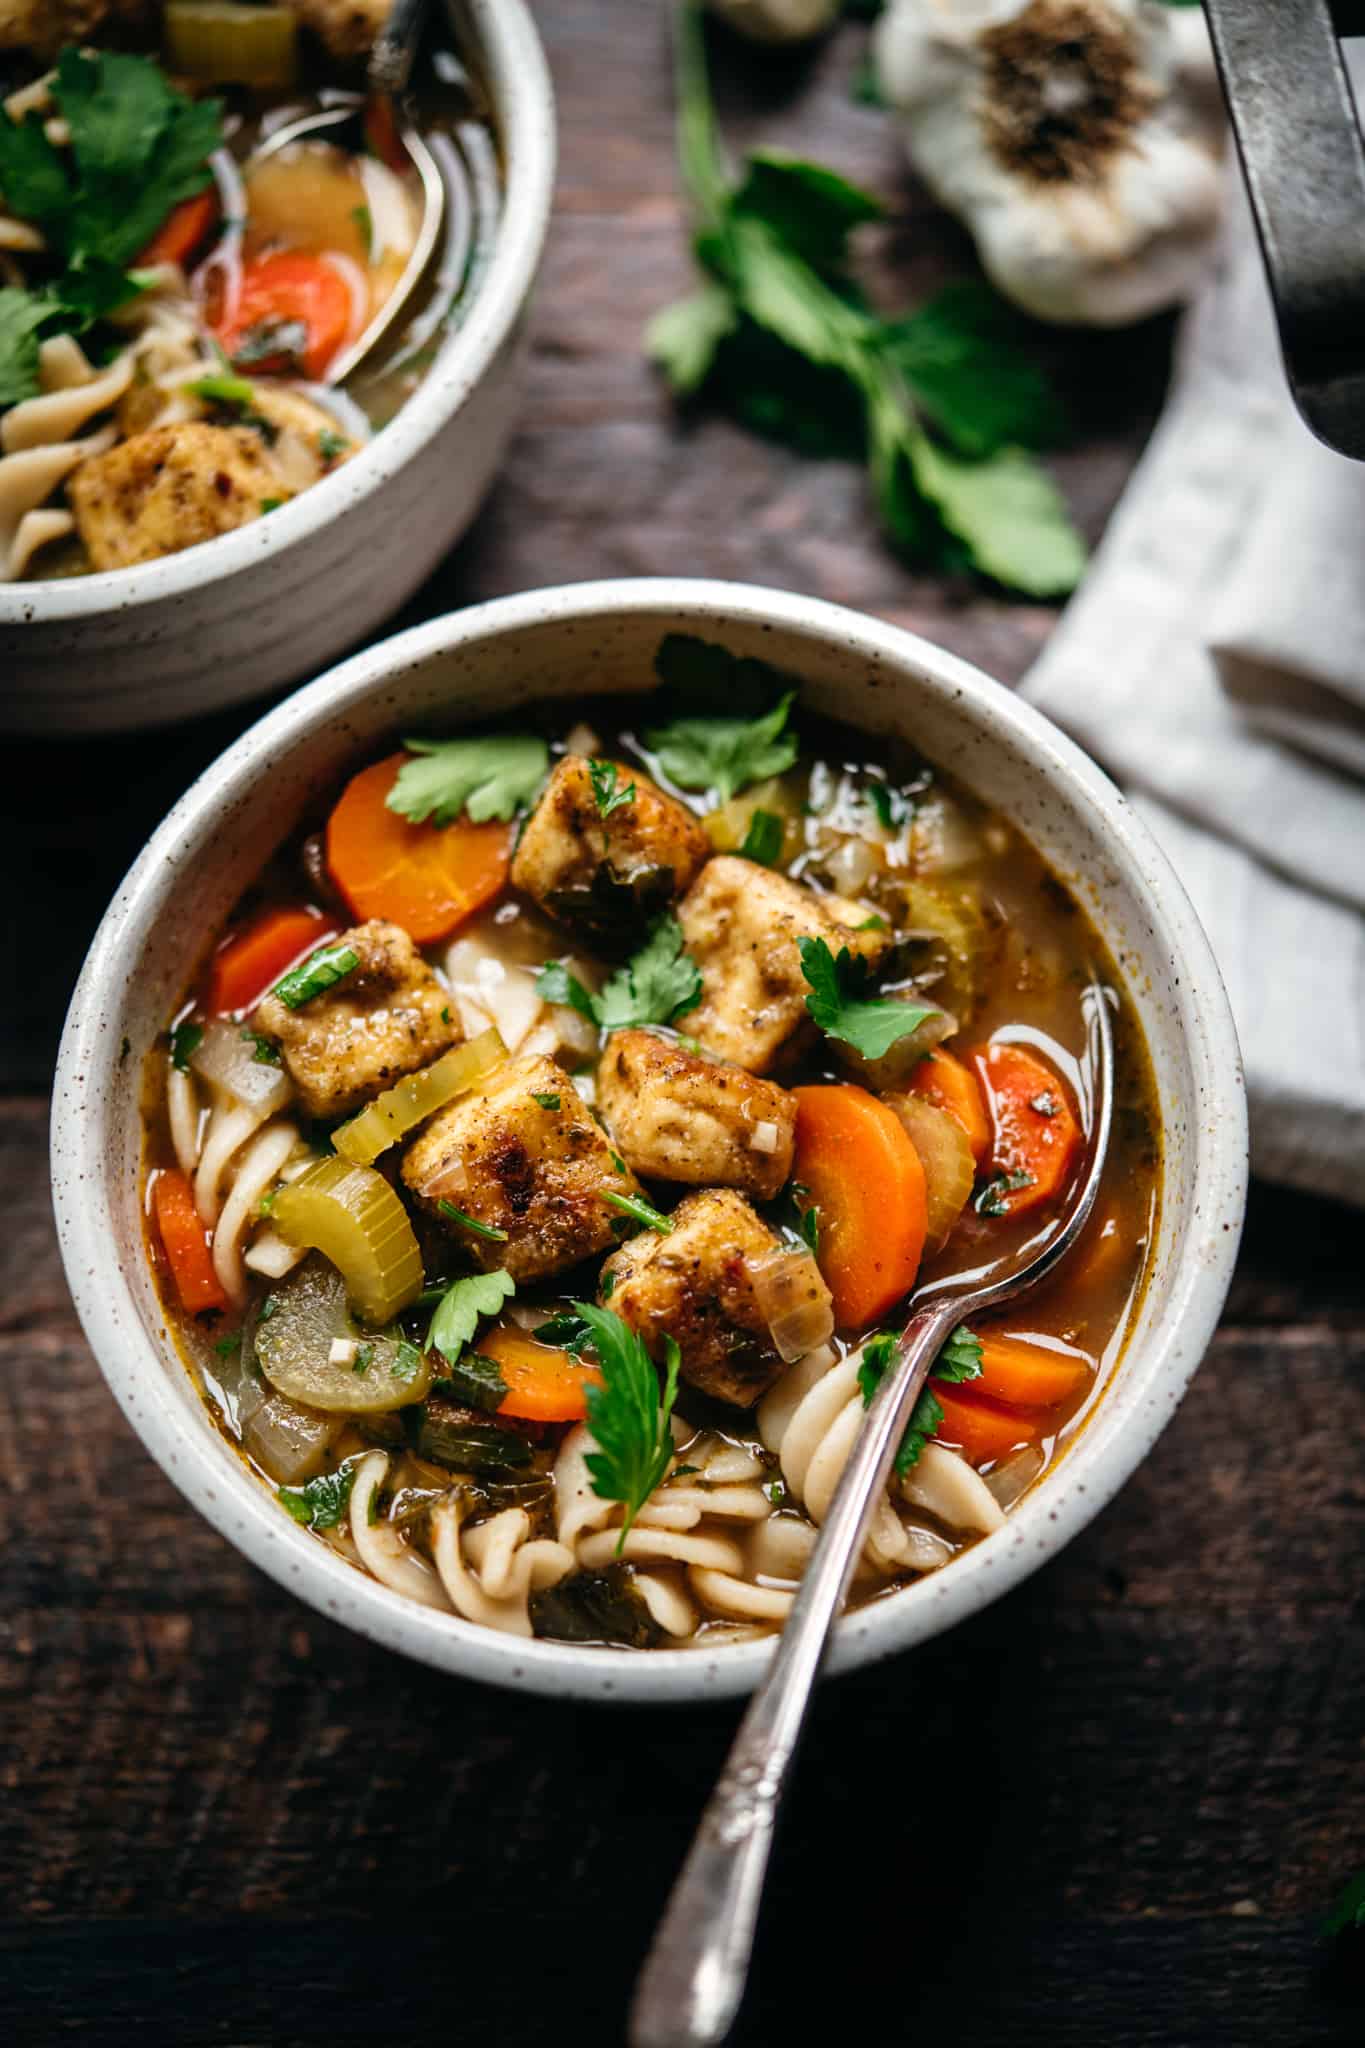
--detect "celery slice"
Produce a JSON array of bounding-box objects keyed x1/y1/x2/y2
[
  {"x1": 333, "y1": 1027, "x2": 506, "y2": 1167},
  {"x1": 254, "y1": 1255, "x2": 432, "y2": 1415},
  {"x1": 272, "y1": 1156, "x2": 423, "y2": 1326},
  {"x1": 164, "y1": 2, "x2": 298, "y2": 88}
]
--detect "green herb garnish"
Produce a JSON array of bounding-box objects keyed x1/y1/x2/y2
[
  {"x1": 867, "y1": 782, "x2": 909, "y2": 830},
  {"x1": 436, "y1": 1350, "x2": 510, "y2": 1413},
  {"x1": 269, "y1": 940, "x2": 360, "y2": 1010},
  {"x1": 974, "y1": 1169, "x2": 1035, "y2": 1217},
  {"x1": 1324, "y1": 1871, "x2": 1365, "y2": 1939},
  {"x1": 318, "y1": 427, "x2": 349, "y2": 461},
  {"x1": 186, "y1": 369, "x2": 254, "y2": 408},
  {"x1": 645, "y1": 7, "x2": 1083, "y2": 597},
  {"x1": 645, "y1": 691, "x2": 797, "y2": 805},
  {"x1": 350, "y1": 203, "x2": 372, "y2": 257},
  {"x1": 169, "y1": 1020, "x2": 203, "y2": 1070},
  {"x1": 259, "y1": 496, "x2": 283, "y2": 513},
  {"x1": 589, "y1": 758, "x2": 636, "y2": 818},
  {"x1": 390, "y1": 1339, "x2": 424, "y2": 1384},
  {"x1": 536, "y1": 913, "x2": 703, "y2": 1037},
  {"x1": 387, "y1": 734, "x2": 549, "y2": 826},
  {"x1": 240, "y1": 1028, "x2": 280, "y2": 1064},
  {"x1": 437, "y1": 1200, "x2": 509, "y2": 1243},
  {"x1": 426, "y1": 1268, "x2": 516, "y2": 1361},
  {"x1": 798, "y1": 936, "x2": 935, "y2": 1060},
  {"x1": 533, "y1": 1311, "x2": 594, "y2": 1356},
  {"x1": 739, "y1": 807, "x2": 784, "y2": 865},
  {"x1": 857, "y1": 1324, "x2": 983, "y2": 1473},
  {"x1": 352, "y1": 1343, "x2": 373, "y2": 1376},
  {"x1": 605, "y1": 1190, "x2": 673, "y2": 1236},
  {"x1": 531, "y1": 1091, "x2": 562, "y2": 1111},
  {"x1": 278, "y1": 1464, "x2": 355, "y2": 1531},
  {"x1": 574, "y1": 1301, "x2": 681, "y2": 1549}
]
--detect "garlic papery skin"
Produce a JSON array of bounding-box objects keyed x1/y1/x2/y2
[
  {"x1": 875, "y1": 0, "x2": 1225, "y2": 326},
  {"x1": 707, "y1": 0, "x2": 841, "y2": 44}
]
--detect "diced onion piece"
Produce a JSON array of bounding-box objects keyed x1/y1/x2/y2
[
  {"x1": 825, "y1": 835, "x2": 878, "y2": 897},
  {"x1": 889, "y1": 879, "x2": 994, "y2": 1025},
  {"x1": 191, "y1": 1016, "x2": 293, "y2": 1115},
  {"x1": 748, "y1": 1247, "x2": 834, "y2": 1364},
  {"x1": 236, "y1": 1367, "x2": 341, "y2": 1484},
  {"x1": 243, "y1": 1227, "x2": 307, "y2": 1279},
  {"x1": 750, "y1": 1120, "x2": 780, "y2": 1155},
  {"x1": 333, "y1": 1028, "x2": 505, "y2": 1166},
  {"x1": 984, "y1": 1441, "x2": 1046, "y2": 1512},
  {"x1": 329, "y1": 1338, "x2": 358, "y2": 1366},
  {"x1": 271, "y1": 1157, "x2": 423, "y2": 1324},
  {"x1": 163, "y1": 1, "x2": 298, "y2": 86},
  {"x1": 887, "y1": 1092, "x2": 975, "y2": 1253}
]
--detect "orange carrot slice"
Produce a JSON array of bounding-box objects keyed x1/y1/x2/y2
[
  {"x1": 933, "y1": 1383, "x2": 1040, "y2": 1466},
  {"x1": 207, "y1": 905, "x2": 337, "y2": 1016},
  {"x1": 906, "y1": 1047, "x2": 990, "y2": 1166},
  {"x1": 480, "y1": 1325, "x2": 603, "y2": 1424},
  {"x1": 325, "y1": 753, "x2": 512, "y2": 945},
  {"x1": 140, "y1": 190, "x2": 218, "y2": 268},
  {"x1": 791, "y1": 1083, "x2": 927, "y2": 1330},
  {"x1": 975, "y1": 1332, "x2": 1092, "y2": 1410},
  {"x1": 152, "y1": 1169, "x2": 228, "y2": 1316},
  {"x1": 965, "y1": 1042, "x2": 1082, "y2": 1217},
  {"x1": 214, "y1": 250, "x2": 354, "y2": 379}
]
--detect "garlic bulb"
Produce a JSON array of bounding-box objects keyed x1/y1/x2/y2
[
  {"x1": 707, "y1": 0, "x2": 841, "y2": 44},
  {"x1": 875, "y1": 0, "x2": 1225, "y2": 325}
]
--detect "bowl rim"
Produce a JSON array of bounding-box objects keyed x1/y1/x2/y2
[
  {"x1": 0, "y1": 0, "x2": 555, "y2": 625},
  {"x1": 51, "y1": 577, "x2": 1249, "y2": 1704}
]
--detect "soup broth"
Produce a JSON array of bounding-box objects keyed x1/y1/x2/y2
[{"x1": 141, "y1": 640, "x2": 1160, "y2": 1651}]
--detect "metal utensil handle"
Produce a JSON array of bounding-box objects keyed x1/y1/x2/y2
[
  {"x1": 369, "y1": 0, "x2": 429, "y2": 96},
  {"x1": 628, "y1": 1297, "x2": 962, "y2": 2048}
]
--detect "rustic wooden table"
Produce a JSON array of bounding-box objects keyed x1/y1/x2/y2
[{"x1": 3, "y1": 8, "x2": 1362, "y2": 2044}]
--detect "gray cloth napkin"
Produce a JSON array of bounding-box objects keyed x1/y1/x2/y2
[{"x1": 1023, "y1": 174, "x2": 1365, "y2": 1208}]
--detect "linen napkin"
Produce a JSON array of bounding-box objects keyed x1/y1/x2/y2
[{"x1": 1022, "y1": 172, "x2": 1365, "y2": 1208}]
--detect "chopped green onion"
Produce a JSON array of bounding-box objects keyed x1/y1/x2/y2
[
  {"x1": 269, "y1": 942, "x2": 360, "y2": 1011},
  {"x1": 605, "y1": 1190, "x2": 672, "y2": 1236},
  {"x1": 438, "y1": 1199, "x2": 509, "y2": 1243}
]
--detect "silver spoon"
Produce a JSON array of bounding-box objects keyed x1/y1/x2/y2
[
  {"x1": 630, "y1": 979, "x2": 1115, "y2": 2048},
  {"x1": 241, "y1": 0, "x2": 442, "y2": 384}
]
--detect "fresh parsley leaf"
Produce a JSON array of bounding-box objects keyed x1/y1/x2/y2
[
  {"x1": 880, "y1": 282, "x2": 1065, "y2": 459},
  {"x1": 597, "y1": 915, "x2": 704, "y2": 1033},
  {"x1": 269, "y1": 941, "x2": 360, "y2": 1010},
  {"x1": 437, "y1": 1199, "x2": 509, "y2": 1243},
  {"x1": 645, "y1": 691, "x2": 797, "y2": 805},
  {"x1": 906, "y1": 434, "x2": 1087, "y2": 600},
  {"x1": 259, "y1": 496, "x2": 284, "y2": 513},
  {"x1": 974, "y1": 1169, "x2": 1035, "y2": 1217},
  {"x1": 575, "y1": 1302, "x2": 681, "y2": 1548},
  {"x1": 652, "y1": 631, "x2": 793, "y2": 717},
  {"x1": 169, "y1": 1020, "x2": 203, "y2": 1070},
  {"x1": 589, "y1": 758, "x2": 636, "y2": 818},
  {"x1": 644, "y1": 279, "x2": 736, "y2": 394},
  {"x1": 187, "y1": 370, "x2": 254, "y2": 408},
  {"x1": 531, "y1": 1091, "x2": 562, "y2": 1111},
  {"x1": 867, "y1": 781, "x2": 909, "y2": 830},
  {"x1": 387, "y1": 734, "x2": 549, "y2": 826},
  {"x1": 1324, "y1": 1871, "x2": 1365, "y2": 1939},
  {"x1": 278, "y1": 1464, "x2": 355, "y2": 1531},
  {"x1": 390, "y1": 1339, "x2": 423, "y2": 1383},
  {"x1": 240, "y1": 1029, "x2": 280, "y2": 1065},
  {"x1": 352, "y1": 1343, "x2": 373, "y2": 1376},
  {"x1": 535, "y1": 959, "x2": 599, "y2": 1023},
  {"x1": 533, "y1": 1311, "x2": 594, "y2": 1357},
  {"x1": 53, "y1": 48, "x2": 222, "y2": 272},
  {"x1": 739, "y1": 807, "x2": 784, "y2": 865},
  {"x1": 427, "y1": 1268, "x2": 516, "y2": 1361},
  {"x1": 0, "y1": 287, "x2": 52, "y2": 407},
  {"x1": 214, "y1": 1333, "x2": 239, "y2": 1358},
  {"x1": 798, "y1": 936, "x2": 936, "y2": 1060},
  {"x1": 438, "y1": 1350, "x2": 509, "y2": 1413},
  {"x1": 318, "y1": 427, "x2": 349, "y2": 461},
  {"x1": 857, "y1": 1324, "x2": 981, "y2": 1474},
  {"x1": 605, "y1": 1189, "x2": 673, "y2": 1236},
  {"x1": 731, "y1": 148, "x2": 883, "y2": 276}
]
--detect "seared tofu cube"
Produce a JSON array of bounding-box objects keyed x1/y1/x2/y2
[
  {"x1": 510, "y1": 755, "x2": 711, "y2": 946},
  {"x1": 252, "y1": 919, "x2": 458, "y2": 1121},
  {"x1": 600, "y1": 1188, "x2": 790, "y2": 1408},
  {"x1": 401, "y1": 1055, "x2": 645, "y2": 1282},
  {"x1": 597, "y1": 1029, "x2": 795, "y2": 1199},
  {"x1": 677, "y1": 856, "x2": 892, "y2": 1074},
  {"x1": 68, "y1": 422, "x2": 279, "y2": 571}
]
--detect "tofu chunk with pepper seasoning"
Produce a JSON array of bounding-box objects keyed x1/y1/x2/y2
[
  {"x1": 252, "y1": 919, "x2": 458, "y2": 1121},
  {"x1": 67, "y1": 422, "x2": 281, "y2": 572},
  {"x1": 596, "y1": 1029, "x2": 796, "y2": 1200},
  {"x1": 600, "y1": 1188, "x2": 792, "y2": 1408},
  {"x1": 401, "y1": 1054, "x2": 645, "y2": 1282},
  {"x1": 676, "y1": 856, "x2": 892, "y2": 1075},
  {"x1": 510, "y1": 755, "x2": 711, "y2": 945}
]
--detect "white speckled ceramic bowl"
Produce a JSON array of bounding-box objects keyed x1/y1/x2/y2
[
  {"x1": 0, "y1": 0, "x2": 554, "y2": 737},
  {"x1": 52, "y1": 580, "x2": 1248, "y2": 1702}
]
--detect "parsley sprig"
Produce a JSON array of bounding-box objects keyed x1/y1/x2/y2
[
  {"x1": 644, "y1": 691, "x2": 798, "y2": 805},
  {"x1": 857, "y1": 1325, "x2": 983, "y2": 1474},
  {"x1": 799, "y1": 936, "x2": 937, "y2": 1061},
  {"x1": 426, "y1": 1268, "x2": 516, "y2": 1362},
  {"x1": 646, "y1": 6, "x2": 1084, "y2": 597},
  {"x1": 537, "y1": 913, "x2": 703, "y2": 1036},
  {"x1": 278, "y1": 1464, "x2": 356, "y2": 1532},
  {"x1": 574, "y1": 1301, "x2": 682, "y2": 1550},
  {"x1": 589, "y1": 759, "x2": 636, "y2": 818},
  {"x1": 387, "y1": 734, "x2": 550, "y2": 826}
]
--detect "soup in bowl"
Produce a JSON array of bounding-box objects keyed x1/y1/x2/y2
[{"x1": 52, "y1": 580, "x2": 1248, "y2": 1701}]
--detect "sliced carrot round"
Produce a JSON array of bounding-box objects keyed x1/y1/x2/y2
[
  {"x1": 933, "y1": 1383, "x2": 1039, "y2": 1467},
  {"x1": 207, "y1": 905, "x2": 337, "y2": 1016},
  {"x1": 480, "y1": 1325, "x2": 603, "y2": 1424},
  {"x1": 906, "y1": 1047, "x2": 990, "y2": 1166},
  {"x1": 214, "y1": 250, "x2": 354, "y2": 379},
  {"x1": 965, "y1": 1041, "x2": 1082, "y2": 1218},
  {"x1": 152, "y1": 1168, "x2": 228, "y2": 1317},
  {"x1": 139, "y1": 189, "x2": 218, "y2": 268},
  {"x1": 791, "y1": 1083, "x2": 927, "y2": 1330},
  {"x1": 325, "y1": 752, "x2": 512, "y2": 946},
  {"x1": 975, "y1": 1332, "x2": 1092, "y2": 1411}
]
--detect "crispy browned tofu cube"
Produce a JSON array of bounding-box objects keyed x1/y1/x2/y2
[
  {"x1": 596, "y1": 1029, "x2": 795, "y2": 1199},
  {"x1": 401, "y1": 1054, "x2": 645, "y2": 1282},
  {"x1": 600, "y1": 1188, "x2": 790, "y2": 1408},
  {"x1": 252, "y1": 920, "x2": 458, "y2": 1121},
  {"x1": 676, "y1": 856, "x2": 892, "y2": 1075},
  {"x1": 68, "y1": 422, "x2": 279, "y2": 571},
  {"x1": 510, "y1": 755, "x2": 710, "y2": 945}
]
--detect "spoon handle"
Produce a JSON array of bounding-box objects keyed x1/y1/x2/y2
[
  {"x1": 629, "y1": 1299, "x2": 961, "y2": 2048},
  {"x1": 369, "y1": 0, "x2": 429, "y2": 95}
]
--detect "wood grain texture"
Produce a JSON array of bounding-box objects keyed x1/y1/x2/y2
[{"x1": 3, "y1": 6, "x2": 1363, "y2": 2044}]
